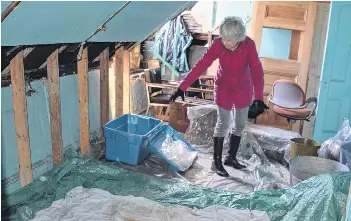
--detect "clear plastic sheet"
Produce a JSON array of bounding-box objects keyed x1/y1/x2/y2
[
  {"x1": 115, "y1": 105, "x2": 300, "y2": 191},
  {"x1": 184, "y1": 105, "x2": 229, "y2": 151},
  {"x1": 2, "y1": 152, "x2": 351, "y2": 221},
  {"x1": 340, "y1": 142, "x2": 351, "y2": 169},
  {"x1": 130, "y1": 76, "x2": 148, "y2": 114},
  {"x1": 161, "y1": 134, "x2": 197, "y2": 171},
  {"x1": 184, "y1": 105, "x2": 302, "y2": 191},
  {"x1": 319, "y1": 118, "x2": 351, "y2": 162}
]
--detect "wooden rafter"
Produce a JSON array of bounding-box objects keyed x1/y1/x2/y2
[{"x1": 1, "y1": 1, "x2": 20, "y2": 22}]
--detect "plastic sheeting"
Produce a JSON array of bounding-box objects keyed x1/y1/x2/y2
[
  {"x1": 2, "y1": 153, "x2": 351, "y2": 221},
  {"x1": 161, "y1": 134, "x2": 197, "y2": 171},
  {"x1": 113, "y1": 105, "x2": 300, "y2": 192},
  {"x1": 29, "y1": 186, "x2": 270, "y2": 221},
  {"x1": 183, "y1": 105, "x2": 301, "y2": 191},
  {"x1": 153, "y1": 14, "x2": 193, "y2": 73},
  {"x1": 319, "y1": 118, "x2": 351, "y2": 167}
]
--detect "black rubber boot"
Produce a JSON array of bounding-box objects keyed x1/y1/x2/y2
[
  {"x1": 224, "y1": 134, "x2": 246, "y2": 169},
  {"x1": 211, "y1": 137, "x2": 229, "y2": 177}
]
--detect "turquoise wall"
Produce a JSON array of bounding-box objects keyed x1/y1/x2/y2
[
  {"x1": 1, "y1": 70, "x2": 101, "y2": 195},
  {"x1": 214, "y1": 1, "x2": 292, "y2": 60},
  {"x1": 1, "y1": 1, "x2": 196, "y2": 46}
]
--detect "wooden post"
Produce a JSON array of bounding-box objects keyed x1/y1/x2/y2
[
  {"x1": 123, "y1": 49, "x2": 130, "y2": 114},
  {"x1": 10, "y1": 52, "x2": 33, "y2": 186},
  {"x1": 100, "y1": 48, "x2": 109, "y2": 138},
  {"x1": 47, "y1": 49, "x2": 63, "y2": 166},
  {"x1": 78, "y1": 48, "x2": 89, "y2": 155},
  {"x1": 115, "y1": 46, "x2": 124, "y2": 117},
  {"x1": 115, "y1": 46, "x2": 130, "y2": 117},
  {"x1": 129, "y1": 44, "x2": 141, "y2": 70},
  {"x1": 249, "y1": 1, "x2": 265, "y2": 51},
  {"x1": 297, "y1": 2, "x2": 318, "y2": 92}
]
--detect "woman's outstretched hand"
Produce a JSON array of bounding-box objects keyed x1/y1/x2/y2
[
  {"x1": 248, "y1": 100, "x2": 269, "y2": 119},
  {"x1": 169, "y1": 88, "x2": 185, "y2": 102}
]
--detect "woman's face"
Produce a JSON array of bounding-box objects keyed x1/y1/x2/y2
[{"x1": 222, "y1": 39, "x2": 239, "y2": 50}]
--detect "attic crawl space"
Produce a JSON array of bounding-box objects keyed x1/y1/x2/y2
[{"x1": 1, "y1": 1, "x2": 351, "y2": 221}]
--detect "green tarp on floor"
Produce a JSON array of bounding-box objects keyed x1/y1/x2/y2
[{"x1": 2, "y1": 154, "x2": 351, "y2": 221}]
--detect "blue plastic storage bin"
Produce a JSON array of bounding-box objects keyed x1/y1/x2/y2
[
  {"x1": 103, "y1": 114, "x2": 162, "y2": 165},
  {"x1": 148, "y1": 125, "x2": 196, "y2": 172}
]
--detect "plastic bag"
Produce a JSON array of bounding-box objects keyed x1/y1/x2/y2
[
  {"x1": 161, "y1": 134, "x2": 197, "y2": 171},
  {"x1": 318, "y1": 118, "x2": 351, "y2": 161},
  {"x1": 184, "y1": 105, "x2": 231, "y2": 152},
  {"x1": 340, "y1": 142, "x2": 351, "y2": 169}
]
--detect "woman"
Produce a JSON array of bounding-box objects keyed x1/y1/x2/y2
[{"x1": 170, "y1": 16, "x2": 268, "y2": 177}]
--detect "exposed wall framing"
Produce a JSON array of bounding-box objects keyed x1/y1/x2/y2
[
  {"x1": 47, "y1": 49, "x2": 63, "y2": 166},
  {"x1": 78, "y1": 48, "x2": 90, "y2": 155},
  {"x1": 10, "y1": 52, "x2": 33, "y2": 187},
  {"x1": 115, "y1": 46, "x2": 131, "y2": 117},
  {"x1": 100, "y1": 47, "x2": 110, "y2": 138},
  {"x1": 1, "y1": 42, "x2": 136, "y2": 87},
  {"x1": 1, "y1": 41, "x2": 137, "y2": 191}
]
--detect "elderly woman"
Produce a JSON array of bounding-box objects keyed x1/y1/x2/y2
[{"x1": 170, "y1": 16, "x2": 268, "y2": 177}]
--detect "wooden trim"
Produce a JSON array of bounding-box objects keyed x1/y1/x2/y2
[
  {"x1": 100, "y1": 48, "x2": 109, "y2": 130},
  {"x1": 78, "y1": 48, "x2": 89, "y2": 155},
  {"x1": 146, "y1": 82, "x2": 214, "y2": 93},
  {"x1": 293, "y1": 2, "x2": 318, "y2": 133},
  {"x1": 260, "y1": 58, "x2": 301, "y2": 76},
  {"x1": 115, "y1": 46, "x2": 124, "y2": 117},
  {"x1": 297, "y1": 2, "x2": 318, "y2": 92},
  {"x1": 10, "y1": 52, "x2": 33, "y2": 186},
  {"x1": 123, "y1": 49, "x2": 130, "y2": 114},
  {"x1": 289, "y1": 30, "x2": 301, "y2": 60},
  {"x1": 262, "y1": 18, "x2": 306, "y2": 31},
  {"x1": 263, "y1": 1, "x2": 309, "y2": 8},
  {"x1": 315, "y1": 1, "x2": 330, "y2": 4},
  {"x1": 47, "y1": 49, "x2": 63, "y2": 167},
  {"x1": 249, "y1": 1, "x2": 266, "y2": 51}
]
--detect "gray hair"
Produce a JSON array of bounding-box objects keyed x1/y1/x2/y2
[{"x1": 219, "y1": 16, "x2": 246, "y2": 43}]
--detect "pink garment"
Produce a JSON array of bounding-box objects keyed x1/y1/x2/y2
[{"x1": 179, "y1": 36, "x2": 264, "y2": 111}]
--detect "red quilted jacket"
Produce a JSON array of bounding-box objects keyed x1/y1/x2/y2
[{"x1": 179, "y1": 36, "x2": 264, "y2": 111}]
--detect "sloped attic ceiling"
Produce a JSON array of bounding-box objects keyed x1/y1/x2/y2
[{"x1": 1, "y1": 1, "x2": 196, "y2": 46}]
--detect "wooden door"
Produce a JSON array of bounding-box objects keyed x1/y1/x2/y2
[
  {"x1": 249, "y1": 1, "x2": 317, "y2": 131},
  {"x1": 313, "y1": 1, "x2": 351, "y2": 143}
]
